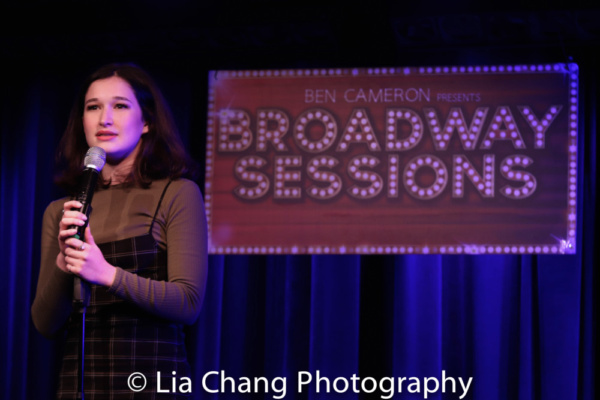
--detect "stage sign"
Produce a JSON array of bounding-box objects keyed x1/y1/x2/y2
[{"x1": 205, "y1": 64, "x2": 578, "y2": 255}]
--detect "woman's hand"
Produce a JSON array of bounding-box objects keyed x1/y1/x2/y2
[
  {"x1": 64, "y1": 226, "x2": 117, "y2": 287},
  {"x1": 56, "y1": 200, "x2": 87, "y2": 273},
  {"x1": 58, "y1": 200, "x2": 86, "y2": 255}
]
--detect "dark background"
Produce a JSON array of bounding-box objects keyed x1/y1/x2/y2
[{"x1": 1, "y1": 1, "x2": 598, "y2": 399}]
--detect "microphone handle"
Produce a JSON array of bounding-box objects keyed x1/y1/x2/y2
[
  {"x1": 73, "y1": 277, "x2": 91, "y2": 308},
  {"x1": 69, "y1": 168, "x2": 99, "y2": 307},
  {"x1": 72, "y1": 201, "x2": 92, "y2": 306},
  {"x1": 70, "y1": 201, "x2": 92, "y2": 240}
]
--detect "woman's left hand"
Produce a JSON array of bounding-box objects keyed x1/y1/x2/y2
[{"x1": 64, "y1": 226, "x2": 117, "y2": 287}]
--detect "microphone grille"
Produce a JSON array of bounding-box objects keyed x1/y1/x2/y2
[{"x1": 84, "y1": 147, "x2": 107, "y2": 171}]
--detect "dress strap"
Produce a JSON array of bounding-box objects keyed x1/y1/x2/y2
[{"x1": 149, "y1": 179, "x2": 173, "y2": 234}]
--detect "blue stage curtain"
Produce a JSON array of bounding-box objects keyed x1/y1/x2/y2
[{"x1": 0, "y1": 62, "x2": 596, "y2": 400}]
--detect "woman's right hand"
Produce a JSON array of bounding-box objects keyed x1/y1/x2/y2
[{"x1": 57, "y1": 200, "x2": 87, "y2": 272}]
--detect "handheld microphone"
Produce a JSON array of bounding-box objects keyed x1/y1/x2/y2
[{"x1": 71, "y1": 146, "x2": 106, "y2": 307}]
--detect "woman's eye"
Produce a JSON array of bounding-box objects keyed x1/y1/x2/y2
[
  {"x1": 85, "y1": 105, "x2": 99, "y2": 111},
  {"x1": 115, "y1": 103, "x2": 130, "y2": 109}
]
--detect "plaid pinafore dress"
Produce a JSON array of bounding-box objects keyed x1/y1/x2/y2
[{"x1": 58, "y1": 180, "x2": 191, "y2": 399}]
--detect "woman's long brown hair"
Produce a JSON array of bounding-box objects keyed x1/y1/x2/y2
[{"x1": 55, "y1": 63, "x2": 198, "y2": 192}]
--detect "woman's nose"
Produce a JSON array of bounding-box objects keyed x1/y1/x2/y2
[{"x1": 100, "y1": 108, "x2": 113, "y2": 126}]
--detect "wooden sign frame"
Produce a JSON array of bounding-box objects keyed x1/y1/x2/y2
[{"x1": 205, "y1": 64, "x2": 578, "y2": 255}]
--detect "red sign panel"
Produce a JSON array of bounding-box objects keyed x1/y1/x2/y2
[{"x1": 205, "y1": 64, "x2": 578, "y2": 255}]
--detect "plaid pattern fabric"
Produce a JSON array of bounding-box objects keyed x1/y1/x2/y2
[{"x1": 57, "y1": 182, "x2": 191, "y2": 399}]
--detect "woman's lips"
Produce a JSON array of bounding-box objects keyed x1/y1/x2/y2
[{"x1": 96, "y1": 131, "x2": 117, "y2": 140}]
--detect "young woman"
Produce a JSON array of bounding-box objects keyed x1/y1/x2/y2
[{"x1": 31, "y1": 63, "x2": 208, "y2": 399}]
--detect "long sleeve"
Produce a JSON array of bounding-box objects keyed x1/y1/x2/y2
[
  {"x1": 31, "y1": 199, "x2": 75, "y2": 338},
  {"x1": 105, "y1": 179, "x2": 208, "y2": 325}
]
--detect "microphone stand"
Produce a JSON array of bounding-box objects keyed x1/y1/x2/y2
[
  {"x1": 73, "y1": 279, "x2": 90, "y2": 400},
  {"x1": 71, "y1": 181, "x2": 95, "y2": 400},
  {"x1": 69, "y1": 147, "x2": 105, "y2": 400},
  {"x1": 72, "y1": 204, "x2": 92, "y2": 400}
]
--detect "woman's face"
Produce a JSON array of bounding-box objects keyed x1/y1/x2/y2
[{"x1": 83, "y1": 75, "x2": 148, "y2": 163}]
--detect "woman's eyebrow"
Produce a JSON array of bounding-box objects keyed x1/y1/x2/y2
[
  {"x1": 85, "y1": 96, "x2": 133, "y2": 104},
  {"x1": 112, "y1": 96, "x2": 133, "y2": 102}
]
